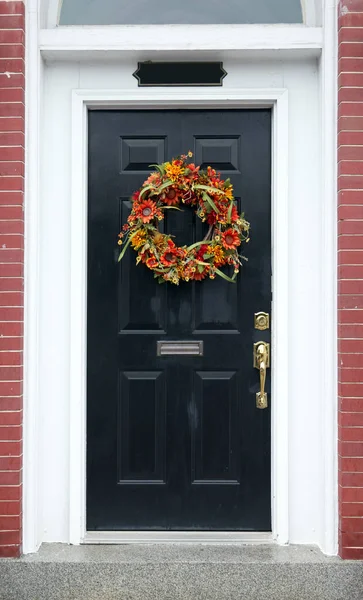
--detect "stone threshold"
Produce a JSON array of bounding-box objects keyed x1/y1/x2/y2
[{"x1": 0, "y1": 543, "x2": 362, "y2": 600}]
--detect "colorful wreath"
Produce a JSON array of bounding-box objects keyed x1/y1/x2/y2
[{"x1": 118, "y1": 152, "x2": 250, "y2": 285}]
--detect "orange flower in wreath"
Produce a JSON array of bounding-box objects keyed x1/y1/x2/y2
[
  {"x1": 135, "y1": 199, "x2": 157, "y2": 223},
  {"x1": 222, "y1": 228, "x2": 241, "y2": 250},
  {"x1": 163, "y1": 187, "x2": 181, "y2": 206},
  {"x1": 160, "y1": 241, "x2": 179, "y2": 266}
]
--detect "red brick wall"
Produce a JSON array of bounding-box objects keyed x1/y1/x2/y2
[
  {"x1": 0, "y1": 0, "x2": 24, "y2": 558},
  {"x1": 338, "y1": 0, "x2": 363, "y2": 560}
]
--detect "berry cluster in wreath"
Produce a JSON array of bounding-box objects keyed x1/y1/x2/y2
[{"x1": 118, "y1": 152, "x2": 250, "y2": 285}]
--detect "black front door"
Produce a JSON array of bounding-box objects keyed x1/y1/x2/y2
[{"x1": 87, "y1": 110, "x2": 271, "y2": 531}]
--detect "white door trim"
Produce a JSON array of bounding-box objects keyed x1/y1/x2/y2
[{"x1": 68, "y1": 87, "x2": 289, "y2": 545}]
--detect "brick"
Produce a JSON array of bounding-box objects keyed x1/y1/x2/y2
[
  {"x1": 0, "y1": 292, "x2": 23, "y2": 307},
  {"x1": 0, "y1": 177, "x2": 23, "y2": 193},
  {"x1": 0, "y1": 117, "x2": 23, "y2": 132},
  {"x1": 0, "y1": 221, "x2": 24, "y2": 234},
  {"x1": 339, "y1": 174, "x2": 363, "y2": 190},
  {"x1": 0, "y1": 191, "x2": 23, "y2": 205},
  {"x1": 0, "y1": 323, "x2": 23, "y2": 337},
  {"x1": 341, "y1": 488, "x2": 363, "y2": 502},
  {"x1": 0, "y1": 425, "x2": 21, "y2": 440},
  {"x1": 339, "y1": 205, "x2": 363, "y2": 219},
  {"x1": 339, "y1": 88, "x2": 363, "y2": 101},
  {"x1": 0, "y1": 206, "x2": 22, "y2": 220},
  {"x1": 0, "y1": 411, "x2": 22, "y2": 425},
  {"x1": 341, "y1": 531, "x2": 363, "y2": 549},
  {"x1": 0, "y1": 471, "x2": 21, "y2": 485},
  {"x1": 341, "y1": 473, "x2": 363, "y2": 487},
  {"x1": 0, "y1": 396, "x2": 21, "y2": 410},
  {"x1": 0, "y1": 89, "x2": 23, "y2": 103},
  {"x1": 339, "y1": 339, "x2": 363, "y2": 353},
  {"x1": 340, "y1": 29, "x2": 363, "y2": 43},
  {"x1": 0, "y1": 278, "x2": 23, "y2": 292},
  {"x1": 0, "y1": 234, "x2": 23, "y2": 249},
  {"x1": 0, "y1": 486, "x2": 21, "y2": 502},
  {"x1": 339, "y1": 220, "x2": 363, "y2": 234},
  {"x1": 339, "y1": 160, "x2": 363, "y2": 174},
  {"x1": 0, "y1": 15, "x2": 24, "y2": 29},
  {"x1": 339, "y1": 382, "x2": 363, "y2": 397},
  {"x1": 339, "y1": 250, "x2": 363, "y2": 264},
  {"x1": 0, "y1": 45, "x2": 24, "y2": 59},
  {"x1": 339, "y1": 266, "x2": 363, "y2": 279},
  {"x1": 339, "y1": 280, "x2": 363, "y2": 294},
  {"x1": 0, "y1": 2, "x2": 25, "y2": 16},
  {"x1": 0, "y1": 73, "x2": 24, "y2": 88},
  {"x1": 339, "y1": 367, "x2": 363, "y2": 381},
  {"x1": 339, "y1": 102, "x2": 363, "y2": 118},
  {"x1": 0, "y1": 516, "x2": 21, "y2": 531},
  {"x1": 0, "y1": 250, "x2": 23, "y2": 263},
  {"x1": 0, "y1": 132, "x2": 23, "y2": 145},
  {"x1": 340, "y1": 353, "x2": 363, "y2": 368},
  {"x1": 340, "y1": 42, "x2": 363, "y2": 59},
  {"x1": 339, "y1": 0, "x2": 363, "y2": 11},
  {"x1": 0, "y1": 546, "x2": 19, "y2": 558},
  {"x1": 340, "y1": 499, "x2": 363, "y2": 515},
  {"x1": 340, "y1": 547, "x2": 363, "y2": 559},
  {"x1": 0, "y1": 530, "x2": 20, "y2": 545},
  {"x1": 0, "y1": 147, "x2": 23, "y2": 162},
  {"x1": 0, "y1": 339, "x2": 22, "y2": 352},
  {"x1": 339, "y1": 295, "x2": 363, "y2": 309},
  {"x1": 0, "y1": 365, "x2": 22, "y2": 380},
  {"x1": 339, "y1": 130, "x2": 363, "y2": 145},
  {"x1": 339, "y1": 236, "x2": 363, "y2": 249},
  {"x1": 339, "y1": 440, "x2": 363, "y2": 456},
  {"x1": 0, "y1": 307, "x2": 23, "y2": 321},
  {"x1": 340, "y1": 72, "x2": 363, "y2": 88},
  {"x1": 0, "y1": 103, "x2": 23, "y2": 118},
  {"x1": 340, "y1": 413, "x2": 363, "y2": 427},
  {"x1": 341, "y1": 516, "x2": 363, "y2": 532},
  {"x1": 340, "y1": 427, "x2": 363, "y2": 442},
  {"x1": 339, "y1": 190, "x2": 363, "y2": 204},
  {"x1": 0, "y1": 457, "x2": 21, "y2": 471},
  {"x1": 0, "y1": 382, "x2": 22, "y2": 397},
  {"x1": 339, "y1": 58, "x2": 363, "y2": 74},
  {"x1": 340, "y1": 397, "x2": 363, "y2": 412}
]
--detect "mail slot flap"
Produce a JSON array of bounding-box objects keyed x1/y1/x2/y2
[{"x1": 157, "y1": 341, "x2": 203, "y2": 356}]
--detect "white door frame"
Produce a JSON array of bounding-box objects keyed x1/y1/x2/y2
[{"x1": 68, "y1": 87, "x2": 289, "y2": 545}]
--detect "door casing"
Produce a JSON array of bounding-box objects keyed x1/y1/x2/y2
[{"x1": 68, "y1": 88, "x2": 289, "y2": 544}]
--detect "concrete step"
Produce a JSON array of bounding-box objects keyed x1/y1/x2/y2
[{"x1": 0, "y1": 543, "x2": 362, "y2": 600}]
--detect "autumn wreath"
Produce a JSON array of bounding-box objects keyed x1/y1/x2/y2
[{"x1": 118, "y1": 152, "x2": 250, "y2": 285}]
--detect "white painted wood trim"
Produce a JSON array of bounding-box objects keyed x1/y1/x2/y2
[
  {"x1": 69, "y1": 87, "x2": 290, "y2": 546},
  {"x1": 39, "y1": 25, "x2": 323, "y2": 58},
  {"x1": 319, "y1": 0, "x2": 338, "y2": 557},
  {"x1": 22, "y1": 0, "x2": 43, "y2": 556},
  {"x1": 83, "y1": 531, "x2": 273, "y2": 544}
]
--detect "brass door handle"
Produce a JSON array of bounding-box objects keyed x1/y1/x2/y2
[{"x1": 253, "y1": 341, "x2": 270, "y2": 409}]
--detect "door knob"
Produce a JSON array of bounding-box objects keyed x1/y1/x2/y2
[{"x1": 253, "y1": 341, "x2": 270, "y2": 409}]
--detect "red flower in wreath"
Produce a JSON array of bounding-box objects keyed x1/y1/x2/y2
[
  {"x1": 222, "y1": 228, "x2": 241, "y2": 250},
  {"x1": 160, "y1": 241, "x2": 179, "y2": 266},
  {"x1": 135, "y1": 199, "x2": 157, "y2": 223},
  {"x1": 163, "y1": 187, "x2": 181, "y2": 206},
  {"x1": 146, "y1": 255, "x2": 158, "y2": 270},
  {"x1": 192, "y1": 265, "x2": 210, "y2": 281}
]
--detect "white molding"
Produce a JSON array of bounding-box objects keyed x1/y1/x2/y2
[
  {"x1": 83, "y1": 531, "x2": 273, "y2": 544},
  {"x1": 69, "y1": 87, "x2": 290, "y2": 545},
  {"x1": 39, "y1": 25, "x2": 323, "y2": 60},
  {"x1": 319, "y1": 0, "x2": 338, "y2": 557},
  {"x1": 23, "y1": 0, "x2": 43, "y2": 556}
]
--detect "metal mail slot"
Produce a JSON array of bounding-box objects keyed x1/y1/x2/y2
[{"x1": 157, "y1": 341, "x2": 204, "y2": 356}]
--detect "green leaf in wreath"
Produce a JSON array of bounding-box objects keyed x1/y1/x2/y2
[
  {"x1": 227, "y1": 200, "x2": 234, "y2": 223},
  {"x1": 215, "y1": 268, "x2": 237, "y2": 283},
  {"x1": 202, "y1": 192, "x2": 220, "y2": 215},
  {"x1": 149, "y1": 163, "x2": 165, "y2": 176},
  {"x1": 161, "y1": 206, "x2": 184, "y2": 211},
  {"x1": 139, "y1": 184, "x2": 156, "y2": 200}
]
